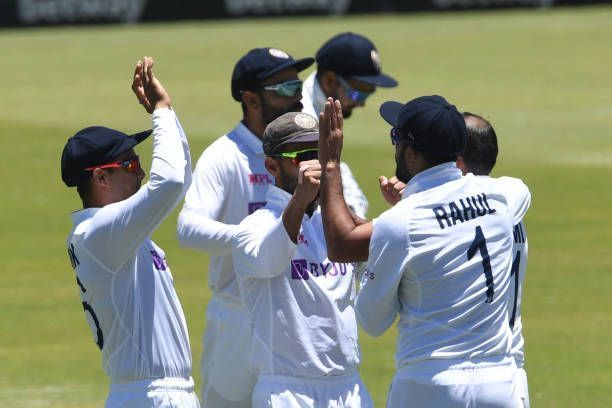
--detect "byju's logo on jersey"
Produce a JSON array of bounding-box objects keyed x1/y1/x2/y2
[
  {"x1": 290, "y1": 259, "x2": 351, "y2": 280},
  {"x1": 249, "y1": 173, "x2": 273, "y2": 185}
]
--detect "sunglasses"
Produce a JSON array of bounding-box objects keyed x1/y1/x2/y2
[
  {"x1": 390, "y1": 128, "x2": 417, "y2": 146},
  {"x1": 85, "y1": 155, "x2": 141, "y2": 173},
  {"x1": 337, "y1": 76, "x2": 374, "y2": 104},
  {"x1": 260, "y1": 79, "x2": 303, "y2": 97},
  {"x1": 271, "y1": 148, "x2": 318, "y2": 165}
]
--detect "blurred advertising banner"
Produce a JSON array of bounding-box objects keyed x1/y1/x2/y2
[{"x1": 1, "y1": 0, "x2": 609, "y2": 26}]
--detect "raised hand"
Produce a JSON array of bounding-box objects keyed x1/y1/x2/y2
[
  {"x1": 318, "y1": 97, "x2": 344, "y2": 165},
  {"x1": 131, "y1": 56, "x2": 171, "y2": 114},
  {"x1": 294, "y1": 159, "x2": 321, "y2": 207},
  {"x1": 379, "y1": 175, "x2": 406, "y2": 206}
]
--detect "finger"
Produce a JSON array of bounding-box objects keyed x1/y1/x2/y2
[
  {"x1": 133, "y1": 60, "x2": 143, "y2": 80},
  {"x1": 379, "y1": 175, "x2": 388, "y2": 187},
  {"x1": 335, "y1": 99, "x2": 343, "y2": 129},
  {"x1": 330, "y1": 99, "x2": 337, "y2": 131}
]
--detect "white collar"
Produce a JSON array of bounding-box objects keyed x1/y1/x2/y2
[
  {"x1": 229, "y1": 121, "x2": 264, "y2": 155},
  {"x1": 403, "y1": 162, "x2": 463, "y2": 199}
]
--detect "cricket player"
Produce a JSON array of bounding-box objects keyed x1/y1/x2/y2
[
  {"x1": 457, "y1": 112, "x2": 530, "y2": 408},
  {"x1": 62, "y1": 57, "x2": 199, "y2": 407},
  {"x1": 176, "y1": 47, "x2": 314, "y2": 406},
  {"x1": 318, "y1": 96, "x2": 531, "y2": 407},
  {"x1": 301, "y1": 32, "x2": 398, "y2": 219},
  {"x1": 231, "y1": 111, "x2": 373, "y2": 408}
]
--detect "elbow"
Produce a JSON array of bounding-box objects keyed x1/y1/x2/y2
[
  {"x1": 176, "y1": 210, "x2": 194, "y2": 247},
  {"x1": 357, "y1": 314, "x2": 389, "y2": 338},
  {"x1": 355, "y1": 303, "x2": 392, "y2": 337}
]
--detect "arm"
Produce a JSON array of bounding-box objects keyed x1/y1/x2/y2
[
  {"x1": 84, "y1": 57, "x2": 188, "y2": 270},
  {"x1": 233, "y1": 160, "x2": 321, "y2": 278},
  {"x1": 176, "y1": 148, "x2": 239, "y2": 254},
  {"x1": 355, "y1": 213, "x2": 407, "y2": 337},
  {"x1": 232, "y1": 212, "x2": 297, "y2": 279},
  {"x1": 319, "y1": 98, "x2": 372, "y2": 262}
]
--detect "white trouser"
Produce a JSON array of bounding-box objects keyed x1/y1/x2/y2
[
  {"x1": 253, "y1": 371, "x2": 373, "y2": 408},
  {"x1": 200, "y1": 295, "x2": 255, "y2": 407},
  {"x1": 515, "y1": 367, "x2": 530, "y2": 408},
  {"x1": 106, "y1": 377, "x2": 200, "y2": 408},
  {"x1": 387, "y1": 356, "x2": 521, "y2": 408}
]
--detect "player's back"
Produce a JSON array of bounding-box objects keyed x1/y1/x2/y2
[{"x1": 390, "y1": 173, "x2": 515, "y2": 367}]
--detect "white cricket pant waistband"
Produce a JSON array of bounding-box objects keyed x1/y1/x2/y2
[
  {"x1": 258, "y1": 370, "x2": 359, "y2": 387},
  {"x1": 110, "y1": 376, "x2": 195, "y2": 393}
]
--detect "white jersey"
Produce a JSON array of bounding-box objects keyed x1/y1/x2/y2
[
  {"x1": 65, "y1": 108, "x2": 193, "y2": 384},
  {"x1": 497, "y1": 176, "x2": 530, "y2": 368},
  {"x1": 232, "y1": 186, "x2": 360, "y2": 378},
  {"x1": 302, "y1": 71, "x2": 369, "y2": 218},
  {"x1": 177, "y1": 122, "x2": 271, "y2": 302},
  {"x1": 356, "y1": 163, "x2": 531, "y2": 371}
]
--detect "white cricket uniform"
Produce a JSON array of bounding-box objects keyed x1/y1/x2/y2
[
  {"x1": 301, "y1": 71, "x2": 369, "y2": 218},
  {"x1": 232, "y1": 186, "x2": 373, "y2": 408},
  {"x1": 177, "y1": 122, "x2": 270, "y2": 406},
  {"x1": 498, "y1": 176, "x2": 531, "y2": 408},
  {"x1": 356, "y1": 163, "x2": 531, "y2": 408},
  {"x1": 65, "y1": 108, "x2": 200, "y2": 407}
]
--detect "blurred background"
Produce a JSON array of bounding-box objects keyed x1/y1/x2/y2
[{"x1": 0, "y1": 1, "x2": 611, "y2": 407}]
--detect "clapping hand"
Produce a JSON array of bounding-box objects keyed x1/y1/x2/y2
[
  {"x1": 318, "y1": 97, "x2": 344, "y2": 165},
  {"x1": 131, "y1": 56, "x2": 171, "y2": 114}
]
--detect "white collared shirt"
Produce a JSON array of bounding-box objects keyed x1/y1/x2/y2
[
  {"x1": 65, "y1": 108, "x2": 193, "y2": 383},
  {"x1": 177, "y1": 122, "x2": 272, "y2": 303},
  {"x1": 302, "y1": 71, "x2": 369, "y2": 218},
  {"x1": 356, "y1": 163, "x2": 531, "y2": 370},
  {"x1": 232, "y1": 186, "x2": 360, "y2": 378}
]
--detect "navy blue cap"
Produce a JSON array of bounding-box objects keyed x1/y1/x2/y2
[
  {"x1": 61, "y1": 126, "x2": 151, "y2": 187},
  {"x1": 231, "y1": 47, "x2": 314, "y2": 102},
  {"x1": 380, "y1": 95, "x2": 466, "y2": 156},
  {"x1": 316, "y1": 32, "x2": 398, "y2": 88}
]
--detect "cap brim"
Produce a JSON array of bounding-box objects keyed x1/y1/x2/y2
[
  {"x1": 379, "y1": 101, "x2": 404, "y2": 127},
  {"x1": 352, "y1": 72, "x2": 398, "y2": 88},
  {"x1": 286, "y1": 131, "x2": 319, "y2": 144},
  {"x1": 111, "y1": 129, "x2": 152, "y2": 158},
  {"x1": 258, "y1": 57, "x2": 315, "y2": 80},
  {"x1": 130, "y1": 129, "x2": 152, "y2": 143}
]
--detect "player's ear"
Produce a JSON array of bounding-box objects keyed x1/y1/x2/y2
[
  {"x1": 242, "y1": 90, "x2": 260, "y2": 112},
  {"x1": 319, "y1": 70, "x2": 337, "y2": 96},
  {"x1": 91, "y1": 168, "x2": 111, "y2": 189},
  {"x1": 456, "y1": 155, "x2": 468, "y2": 175},
  {"x1": 264, "y1": 157, "x2": 280, "y2": 179}
]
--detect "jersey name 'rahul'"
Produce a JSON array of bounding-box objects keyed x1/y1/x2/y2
[{"x1": 432, "y1": 192, "x2": 497, "y2": 230}]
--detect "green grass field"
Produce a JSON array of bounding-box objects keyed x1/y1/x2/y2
[{"x1": 1, "y1": 6, "x2": 611, "y2": 407}]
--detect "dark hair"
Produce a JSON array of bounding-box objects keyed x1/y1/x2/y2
[{"x1": 462, "y1": 112, "x2": 498, "y2": 175}]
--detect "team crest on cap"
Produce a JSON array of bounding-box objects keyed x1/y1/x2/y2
[
  {"x1": 269, "y1": 48, "x2": 289, "y2": 59},
  {"x1": 371, "y1": 49, "x2": 381, "y2": 71},
  {"x1": 294, "y1": 113, "x2": 316, "y2": 129}
]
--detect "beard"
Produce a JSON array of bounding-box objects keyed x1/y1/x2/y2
[
  {"x1": 395, "y1": 144, "x2": 413, "y2": 184},
  {"x1": 261, "y1": 97, "x2": 303, "y2": 126},
  {"x1": 278, "y1": 167, "x2": 297, "y2": 195}
]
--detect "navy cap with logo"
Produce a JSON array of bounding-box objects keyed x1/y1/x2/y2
[
  {"x1": 231, "y1": 47, "x2": 314, "y2": 102},
  {"x1": 380, "y1": 95, "x2": 467, "y2": 156},
  {"x1": 61, "y1": 126, "x2": 151, "y2": 187},
  {"x1": 316, "y1": 32, "x2": 398, "y2": 88}
]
